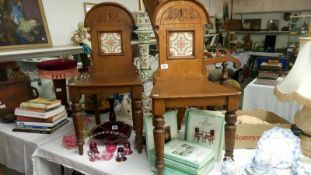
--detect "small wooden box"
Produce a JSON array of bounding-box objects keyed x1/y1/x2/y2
[{"x1": 0, "y1": 80, "x2": 34, "y2": 117}]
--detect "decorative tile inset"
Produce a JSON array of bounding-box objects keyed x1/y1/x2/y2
[
  {"x1": 169, "y1": 32, "x2": 193, "y2": 57},
  {"x1": 100, "y1": 32, "x2": 122, "y2": 54}
]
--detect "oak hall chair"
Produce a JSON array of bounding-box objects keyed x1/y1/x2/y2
[
  {"x1": 68, "y1": 3, "x2": 143, "y2": 155},
  {"x1": 143, "y1": 0, "x2": 241, "y2": 174}
]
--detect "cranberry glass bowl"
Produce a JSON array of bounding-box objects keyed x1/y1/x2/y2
[{"x1": 89, "y1": 121, "x2": 132, "y2": 144}]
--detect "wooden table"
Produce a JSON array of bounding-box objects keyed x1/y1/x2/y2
[
  {"x1": 69, "y1": 75, "x2": 143, "y2": 155},
  {"x1": 242, "y1": 78, "x2": 301, "y2": 123},
  {"x1": 151, "y1": 80, "x2": 240, "y2": 174},
  {"x1": 0, "y1": 119, "x2": 74, "y2": 175}
]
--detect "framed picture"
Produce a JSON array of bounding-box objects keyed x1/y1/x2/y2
[
  {"x1": 207, "y1": 16, "x2": 216, "y2": 34},
  {"x1": 184, "y1": 108, "x2": 225, "y2": 161},
  {"x1": 267, "y1": 19, "x2": 279, "y2": 31},
  {"x1": 0, "y1": 0, "x2": 52, "y2": 51},
  {"x1": 242, "y1": 19, "x2": 261, "y2": 31},
  {"x1": 83, "y1": 2, "x2": 96, "y2": 15}
]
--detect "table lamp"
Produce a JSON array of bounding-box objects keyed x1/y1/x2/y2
[{"x1": 275, "y1": 36, "x2": 311, "y2": 157}]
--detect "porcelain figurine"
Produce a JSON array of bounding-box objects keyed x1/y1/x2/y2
[
  {"x1": 222, "y1": 157, "x2": 245, "y2": 175},
  {"x1": 116, "y1": 147, "x2": 127, "y2": 162},
  {"x1": 88, "y1": 141, "x2": 100, "y2": 162},
  {"x1": 123, "y1": 141, "x2": 133, "y2": 155}
]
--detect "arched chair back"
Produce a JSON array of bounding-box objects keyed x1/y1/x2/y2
[
  {"x1": 151, "y1": 0, "x2": 210, "y2": 81},
  {"x1": 85, "y1": 3, "x2": 137, "y2": 76}
]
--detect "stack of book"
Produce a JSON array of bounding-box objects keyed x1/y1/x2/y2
[
  {"x1": 13, "y1": 98, "x2": 68, "y2": 134},
  {"x1": 151, "y1": 139, "x2": 215, "y2": 175},
  {"x1": 254, "y1": 71, "x2": 280, "y2": 86},
  {"x1": 260, "y1": 60, "x2": 283, "y2": 71}
]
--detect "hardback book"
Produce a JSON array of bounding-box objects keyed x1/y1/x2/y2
[
  {"x1": 16, "y1": 113, "x2": 67, "y2": 128},
  {"x1": 16, "y1": 110, "x2": 66, "y2": 123},
  {"x1": 15, "y1": 105, "x2": 65, "y2": 119},
  {"x1": 164, "y1": 156, "x2": 214, "y2": 175},
  {"x1": 257, "y1": 72, "x2": 279, "y2": 80},
  {"x1": 144, "y1": 110, "x2": 178, "y2": 162},
  {"x1": 254, "y1": 78, "x2": 277, "y2": 86},
  {"x1": 19, "y1": 105, "x2": 61, "y2": 113},
  {"x1": 151, "y1": 149, "x2": 215, "y2": 175},
  {"x1": 151, "y1": 160, "x2": 215, "y2": 175},
  {"x1": 260, "y1": 62, "x2": 282, "y2": 71},
  {"x1": 184, "y1": 108, "x2": 225, "y2": 161},
  {"x1": 12, "y1": 119, "x2": 69, "y2": 134},
  {"x1": 20, "y1": 98, "x2": 61, "y2": 109},
  {"x1": 164, "y1": 139, "x2": 214, "y2": 169}
]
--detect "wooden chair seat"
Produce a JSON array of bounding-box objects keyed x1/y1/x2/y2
[
  {"x1": 151, "y1": 79, "x2": 239, "y2": 99},
  {"x1": 70, "y1": 75, "x2": 142, "y2": 87}
]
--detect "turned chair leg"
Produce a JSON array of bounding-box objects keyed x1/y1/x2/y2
[
  {"x1": 91, "y1": 94, "x2": 101, "y2": 125},
  {"x1": 177, "y1": 107, "x2": 186, "y2": 130},
  {"x1": 224, "y1": 111, "x2": 237, "y2": 160},
  {"x1": 72, "y1": 102, "x2": 84, "y2": 155}
]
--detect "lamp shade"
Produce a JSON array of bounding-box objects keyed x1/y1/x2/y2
[{"x1": 275, "y1": 37, "x2": 311, "y2": 107}]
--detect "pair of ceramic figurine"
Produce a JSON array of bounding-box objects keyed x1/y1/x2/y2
[{"x1": 88, "y1": 140, "x2": 133, "y2": 162}]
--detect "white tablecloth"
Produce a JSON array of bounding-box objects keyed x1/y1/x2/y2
[
  {"x1": 0, "y1": 119, "x2": 73, "y2": 175},
  {"x1": 30, "y1": 112, "x2": 307, "y2": 175},
  {"x1": 32, "y1": 136, "x2": 301, "y2": 175},
  {"x1": 233, "y1": 52, "x2": 251, "y2": 69},
  {"x1": 242, "y1": 78, "x2": 302, "y2": 123},
  {"x1": 32, "y1": 133, "x2": 154, "y2": 175}
]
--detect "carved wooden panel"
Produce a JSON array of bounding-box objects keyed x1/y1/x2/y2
[
  {"x1": 95, "y1": 11, "x2": 126, "y2": 25},
  {"x1": 84, "y1": 2, "x2": 136, "y2": 76},
  {"x1": 168, "y1": 31, "x2": 194, "y2": 58},
  {"x1": 161, "y1": 6, "x2": 201, "y2": 24},
  {"x1": 144, "y1": 0, "x2": 210, "y2": 81},
  {"x1": 99, "y1": 32, "x2": 123, "y2": 55},
  {"x1": 85, "y1": 3, "x2": 134, "y2": 27}
]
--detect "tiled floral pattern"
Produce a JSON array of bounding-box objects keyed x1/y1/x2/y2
[
  {"x1": 100, "y1": 32, "x2": 122, "y2": 54},
  {"x1": 169, "y1": 32, "x2": 193, "y2": 57}
]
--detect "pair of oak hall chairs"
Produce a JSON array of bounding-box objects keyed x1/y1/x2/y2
[{"x1": 69, "y1": 1, "x2": 240, "y2": 175}]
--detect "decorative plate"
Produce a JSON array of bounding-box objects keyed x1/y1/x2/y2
[
  {"x1": 256, "y1": 127, "x2": 301, "y2": 169},
  {"x1": 89, "y1": 121, "x2": 132, "y2": 144},
  {"x1": 245, "y1": 165, "x2": 276, "y2": 175}
]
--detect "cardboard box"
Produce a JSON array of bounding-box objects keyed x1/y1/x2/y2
[{"x1": 235, "y1": 109, "x2": 291, "y2": 148}]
